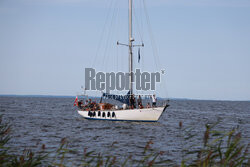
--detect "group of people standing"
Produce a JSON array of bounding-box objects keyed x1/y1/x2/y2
[
  {"x1": 77, "y1": 99, "x2": 100, "y2": 111},
  {"x1": 75, "y1": 94, "x2": 158, "y2": 110},
  {"x1": 129, "y1": 94, "x2": 157, "y2": 109}
]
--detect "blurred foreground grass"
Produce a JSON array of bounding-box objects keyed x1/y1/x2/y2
[{"x1": 0, "y1": 115, "x2": 249, "y2": 167}]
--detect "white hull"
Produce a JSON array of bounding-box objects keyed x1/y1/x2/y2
[{"x1": 78, "y1": 106, "x2": 167, "y2": 122}]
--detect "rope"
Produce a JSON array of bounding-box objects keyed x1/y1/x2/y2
[
  {"x1": 133, "y1": 2, "x2": 144, "y2": 43},
  {"x1": 91, "y1": 0, "x2": 114, "y2": 67},
  {"x1": 142, "y1": 0, "x2": 161, "y2": 70},
  {"x1": 102, "y1": 0, "x2": 119, "y2": 70},
  {"x1": 142, "y1": 0, "x2": 168, "y2": 98}
]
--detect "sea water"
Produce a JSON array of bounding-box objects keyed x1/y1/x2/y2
[{"x1": 0, "y1": 96, "x2": 249, "y2": 164}]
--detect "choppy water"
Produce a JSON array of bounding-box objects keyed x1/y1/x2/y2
[{"x1": 0, "y1": 96, "x2": 249, "y2": 164}]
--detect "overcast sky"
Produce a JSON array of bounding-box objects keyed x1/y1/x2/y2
[{"x1": 0, "y1": 0, "x2": 249, "y2": 100}]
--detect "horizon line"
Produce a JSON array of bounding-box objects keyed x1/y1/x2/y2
[{"x1": 0, "y1": 94, "x2": 249, "y2": 102}]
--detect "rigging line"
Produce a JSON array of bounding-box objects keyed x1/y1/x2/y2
[
  {"x1": 102, "y1": 0, "x2": 119, "y2": 70},
  {"x1": 102, "y1": 0, "x2": 117, "y2": 70},
  {"x1": 116, "y1": 2, "x2": 126, "y2": 74},
  {"x1": 115, "y1": 3, "x2": 123, "y2": 73},
  {"x1": 114, "y1": 1, "x2": 122, "y2": 73},
  {"x1": 142, "y1": 0, "x2": 158, "y2": 70},
  {"x1": 114, "y1": 17, "x2": 118, "y2": 72},
  {"x1": 140, "y1": 0, "x2": 144, "y2": 40},
  {"x1": 132, "y1": 2, "x2": 143, "y2": 43},
  {"x1": 141, "y1": 0, "x2": 146, "y2": 72},
  {"x1": 121, "y1": 47, "x2": 125, "y2": 74},
  {"x1": 116, "y1": 43, "x2": 118, "y2": 72},
  {"x1": 141, "y1": 44, "x2": 144, "y2": 72},
  {"x1": 142, "y1": 0, "x2": 168, "y2": 97},
  {"x1": 107, "y1": 7, "x2": 119, "y2": 73},
  {"x1": 111, "y1": 1, "x2": 120, "y2": 73},
  {"x1": 91, "y1": 0, "x2": 115, "y2": 67},
  {"x1": 142, "y1": 0, "x2": 162, "y2": 70}
]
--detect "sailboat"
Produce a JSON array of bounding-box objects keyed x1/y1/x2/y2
[{"x1": 77, "y1": 0, "x2": 169, "y2": 122}]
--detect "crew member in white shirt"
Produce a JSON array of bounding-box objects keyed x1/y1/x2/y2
[{"x1": 152, "y1": 94, "x2": 157, "y2": 107}]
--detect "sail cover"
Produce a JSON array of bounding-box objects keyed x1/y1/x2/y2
[{"x1": 102, "y1": 91, "x2": 130, "y2": 105}]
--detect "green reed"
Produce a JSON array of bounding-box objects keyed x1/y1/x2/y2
[{"x1": 0, "y1": 115, "x2": 249, "y2": 167}]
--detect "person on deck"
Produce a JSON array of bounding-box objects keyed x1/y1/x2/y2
[
  {"x1": 152, "y1": 94, "x2": 157, "y2": 107},
  {"x1": 146, "y1": 102, "x2": 150, "y2": 108},
  {"x1": 78, "y1": 100, "x2": 83, "y2": 109},
  {"x1": 89, "y1": 101, "x2": 94, "y2": 110},
  {"x1": 137, "y1": 95, "x2": 143, "y2": 108},
  {"x1": 129, "y1": 94, "x2": 136, "y2": 109}
]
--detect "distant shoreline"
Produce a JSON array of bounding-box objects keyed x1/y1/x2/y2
[
  {"x1": 0, "y1": 94, "x2": 75, "y2": 98},
  {"x1": 0, "y1": 94, "x2": 249, "y2": 102}
]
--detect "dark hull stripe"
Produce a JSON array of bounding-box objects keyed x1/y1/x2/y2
[{"x1": 84, "y1": 117, "x2": 157, "y2": 122}]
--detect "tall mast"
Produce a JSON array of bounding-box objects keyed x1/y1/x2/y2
[{"x1": 129, "y1": 0, "x2": 133, "y2": 95}]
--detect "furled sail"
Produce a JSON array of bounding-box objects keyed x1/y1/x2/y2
[{"x1": 102, "y1": 91, "x2": 130, "y2": 105}]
